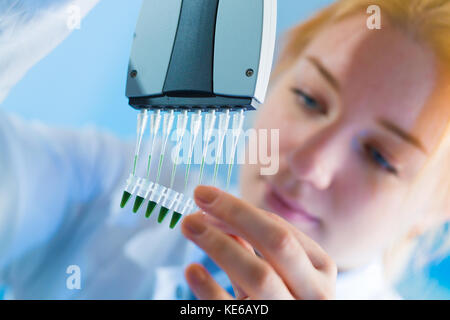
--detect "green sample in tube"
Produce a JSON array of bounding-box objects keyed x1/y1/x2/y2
[
  {"x1": 145, "y1": 201, "x2": 157, "y2": 218},
  {"x1": 133, "y1": 196, "x2": 145, "y2": 213},
  {"x1": 120, "y1": 191, "x2": 132, "y2": 208},
  {"x1": 158, "y1": 207, "x2": 170, "y2": 223},
  {"x1": 169, "y1": 212, "x2": 183, "y2": 229}
]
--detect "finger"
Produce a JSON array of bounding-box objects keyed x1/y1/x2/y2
[
  {"x1": 265, "y1": 211, "x2": 336, "y2": 273},
  {"x1": 195, "y1": 214, "x2": 254, "y2": 299},
  {"x1": 227, "y1": 234, "x2": 253, "y2": 299},
  {"x1": 185, "y1": 263, "x2": 234, "y2": 300},
  {"x1": 181, "y1": 212, "x2": 293, "y2": 300},
  {"x1": 202, "y1": 212, "x2": 238, "y2": 235},
  {"x1": 204, "y1": 207, "x2": 331, "y2": 272},
  {"x1": 193, "y1": 185, "x2": 323, "y2": 299}
]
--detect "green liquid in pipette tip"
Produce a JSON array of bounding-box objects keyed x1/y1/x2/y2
[
  {"x1": 170, "y1": 158, "x2": 179, "y2": 189},
  {"x1": 213, "y1": 162, "x2": 220, "y2": 185},
  {"x1": 226, "y1": 162, "x2": 234, "y2": 190},
  {"x1": 133, "y1": 196, "x2": 145, "y2": 213},
  {"x1": 156, "y1": 154, "x2": 164, "y2": 182},
  {"x1": 146, "y1": 154, "x2": 152, "y2": 177},
  {"x1": 145, "y1": 201, "x2": 157, "y2": 218},
  {"x1": 170, "y1": 212, "x2": 183, "y2": 229},
  {"x1": 184, "y1": 162, "x2": 192, "y2": 189},
  {"x1": 158, "y1": 207, "x2": 170, "y2": 223},
  {"x1": 198, "y1": 158, "x2": 206, "y2": 184},
  {"x1": 120, "y1": 191, "x2": 132, "y2": 208},
  {"x1": 132, "y1": 155, "x2": 138, "y2": 175}
]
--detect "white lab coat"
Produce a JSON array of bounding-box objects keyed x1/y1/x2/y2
[
  {"x1": 0, "y1": 0, "x2": 401, "y2": 300},
  {"x1": 0, "y1": 110, "x2": 198, "y2": 299},
  {"x1": 0, "y1": 0, "x2": 203, "y2": 300}
]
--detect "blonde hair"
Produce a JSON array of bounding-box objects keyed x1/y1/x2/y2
[
  {"x1": 273, "y1": 0, "x2": 450, "y2": 281},
  {"x1": 274, "y1": 0, "x2": 450, "y2": 76}
]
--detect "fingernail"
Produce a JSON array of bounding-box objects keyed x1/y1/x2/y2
[
  {"x1": 195, "y1": 186, "x2": 220, "y2": 206},
  {"x1": 184, "y1": 215, "x2": 206, "y2": 235}
]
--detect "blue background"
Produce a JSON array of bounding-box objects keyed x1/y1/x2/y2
[{"x1": 1, "y1": 0, "x2": 449, "y2": 299}]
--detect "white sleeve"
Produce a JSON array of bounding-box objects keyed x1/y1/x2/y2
[
  {"x1": 0, "y1": 110, "x2": 132, "y2": 272},
  {"x1": 0, "y1": 0, "x2": 124, "y2": 273},
  {"x1": 0, "y1": 0, "x2": 100, "y2": 103}
]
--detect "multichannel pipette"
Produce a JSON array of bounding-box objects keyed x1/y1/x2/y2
[{"x1": 119, "y1": 0, "x2": 277, "y2": 229}]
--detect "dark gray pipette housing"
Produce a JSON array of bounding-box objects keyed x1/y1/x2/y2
[{"x1": 126, "y1": 0, "x2": 277, "y2": 111}]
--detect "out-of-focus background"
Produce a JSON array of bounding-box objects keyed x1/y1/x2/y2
[{"x1": 1, "y1": 0, "x2": 449, "y2": 299}]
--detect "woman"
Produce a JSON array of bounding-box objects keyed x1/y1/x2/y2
[
  {"x1": 0, "y1": 0, "x2": 448, "y2": 299},
  {"x1": 181, "y1": 0, "x2": 450, "y2": 299}
]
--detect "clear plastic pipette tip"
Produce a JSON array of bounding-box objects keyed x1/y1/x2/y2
[
  {"x1": 146, "y1": 201, "x2": 157, "y2": 218},
  {"x1": 213, "y1": 109, "x2": 230, "y2": 185},
  {"x1": 169, "y1": 110, "x2": 188, "y2": 189},
  {"x1": 159, "y1": 110, "x2": 188, "y2": 220},
  {"x1": 133, "y1": 109, "x2": 149, "y2": 174},
  {"x1": 184, "y1": 110, "x2": 202, "y2": 190},
  {"x1": 170, "y1": 212, "x2": 183, "y2": 229},
  {"x1": 145, "y1": 109, "x2": 162, "y2": 176},
  {"x1": 169, "y1": 193, "x2": 185, "y2": 228},
  {"x1": 120, "y1": 191, "x2": 132, "y2": 209},
  {"x1": 156, "y1": 109, "x2": 175, "y2": 183},
  {"x1": 199, "y1": 109, "x2": 217, "y2": 184},
  {"x1": 226, "y1": 109, "x2": 245, "y2": 189},
  {"x1": 120, "y1": 109, "x2": 148, "y2": 208},
  {"x1": 133, "y1": 109, "x2": 162, "y2": 212},
  {"x1": 136, "y1": 110, "x2": 174, "y2": 215}
]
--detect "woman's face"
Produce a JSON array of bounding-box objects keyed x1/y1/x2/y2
[{"x1": 240, "y1": 14, "x2": 449, "y2": 269}]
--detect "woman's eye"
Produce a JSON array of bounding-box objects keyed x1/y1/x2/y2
[
  {"x1": 291, "y1": 88, "x2": 327, "y2": 115},
  {"x1": 364, "y1": 144, "x2": 397, "y2": 175}
]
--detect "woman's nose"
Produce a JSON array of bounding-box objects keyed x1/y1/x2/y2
[{"x1": 287, "y1": 126, "x2": 342, "y2": 190}]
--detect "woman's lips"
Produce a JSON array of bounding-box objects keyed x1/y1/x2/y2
[{"x1": 264, "y1": 184, "x2": 320, "y2": 226}]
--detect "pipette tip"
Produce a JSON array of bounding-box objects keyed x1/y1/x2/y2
[
  {"x1": 120, "y1": 191, "x2": 132, "y2": 208},
  {"x1": 158, "y1": 207, "x2": 170, "y2": 223},
  {"x1": 133, "y1": 196, "x2": 145, "y2": 213},
  {"x1": 145, "y1": 201, "x2": 157, "y2": 218},
  {"x1": 169, "y1": 212, "x2": 183, "y2": 229}
]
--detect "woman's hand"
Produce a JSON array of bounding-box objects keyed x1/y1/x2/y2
[{"x1": 181, "y1": 185, "x2": 337, "y2": 300}]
